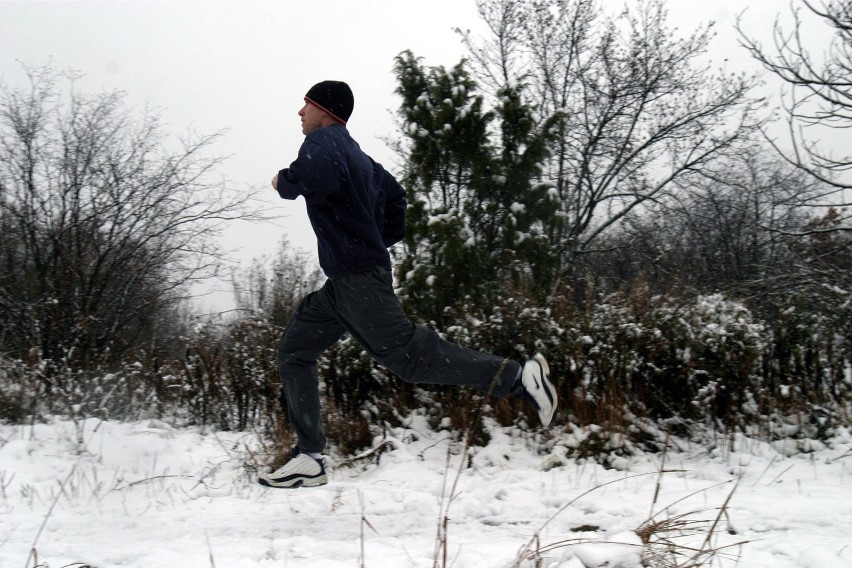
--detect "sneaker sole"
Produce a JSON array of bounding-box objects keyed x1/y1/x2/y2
[
  {"x1": 524, "y1": 354, "x2": 557, "y2": 427},
  {"x1": 258, "y1": 473, "x2": 328, "y2": 488}
]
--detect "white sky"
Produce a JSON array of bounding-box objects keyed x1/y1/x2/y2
[{"x1": 0, "y1": 0, "x2": 806, "y2": 312}]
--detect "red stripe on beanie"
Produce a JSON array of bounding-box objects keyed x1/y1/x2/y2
[{"x1": 304, "y1": 97, "x2": 348, "y2": 125}]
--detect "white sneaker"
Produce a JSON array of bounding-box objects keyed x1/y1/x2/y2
[
  {"x1": 519, "y1": 354, "x2": 557, "y2": 427},
  {"x1": 259, "y1": 450, "x2": 328, "y2": 488}
]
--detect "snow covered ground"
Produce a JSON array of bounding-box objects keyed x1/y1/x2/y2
[{"x1": 1, "y1": 416, "x2": 850, "y2": 568}]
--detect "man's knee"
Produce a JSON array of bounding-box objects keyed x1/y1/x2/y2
[{"x1": 276, "y1": 342, "x2": 297, "y2": 369}]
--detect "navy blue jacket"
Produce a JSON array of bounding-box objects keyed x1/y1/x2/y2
[{"x1": 276, "y1": 124, "x2": 407, "y2": 278}]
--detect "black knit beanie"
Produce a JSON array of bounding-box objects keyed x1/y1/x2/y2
[{"x1": 304, "y1": 80, "x2": 354, "y2": 124}]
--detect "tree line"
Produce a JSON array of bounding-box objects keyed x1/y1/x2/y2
[{"x1": 1, "y1": 0, "x2": 849, "y2": 455}]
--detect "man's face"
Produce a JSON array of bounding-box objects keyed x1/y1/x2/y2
[{"x1": 299, "y1": 101, "x2": 330, "y2": 135}]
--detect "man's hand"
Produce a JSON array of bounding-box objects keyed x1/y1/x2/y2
[{"x1": 271, "y1": 174, "x2": 278, "y2": 190}]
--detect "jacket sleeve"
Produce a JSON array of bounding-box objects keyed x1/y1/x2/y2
[
  {"x1": 373, "y1": 160, "x2": 407, "y2": 247},
  {"x1": 275, "y1": 140, "x2": 341, "y2": 202}
]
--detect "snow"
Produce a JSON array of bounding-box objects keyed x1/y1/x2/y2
[
  {"x1": 1, "y1": 417, "x2": 851, "y2": 567},
  {"x1": 427, "y1": 210, "x2": 458, "y2": 226}
]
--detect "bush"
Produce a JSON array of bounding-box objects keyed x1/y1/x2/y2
[{"x1": 2, "y1": 288, "x2": 848, "y2": 462}]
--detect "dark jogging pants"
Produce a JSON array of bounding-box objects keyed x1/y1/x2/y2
[{"x1": 276, "y1": 268, "x2": 521, "y2": 454}]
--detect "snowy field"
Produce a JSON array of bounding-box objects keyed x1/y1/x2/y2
[{"x1": 1, "y1": 416, "x2": 850, "y2": 568}]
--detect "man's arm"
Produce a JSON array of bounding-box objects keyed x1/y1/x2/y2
[
  {"x1": 273, "y1": 141, "x2": 341, "y2": 201},
  {"x1": 373, "y1": 162, "x2": 407, "y2": 247},
  {"x1": 272, "y1": 168, "x2": 301, "y2": 200}
]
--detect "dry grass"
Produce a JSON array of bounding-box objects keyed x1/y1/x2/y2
[{"x1": 510, "y1": 437, "x2": 751, "y2": 568}]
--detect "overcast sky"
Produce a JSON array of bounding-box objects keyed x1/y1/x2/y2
[{"x1": 1, "y1": 0, "x2": 804, "y2": 311}]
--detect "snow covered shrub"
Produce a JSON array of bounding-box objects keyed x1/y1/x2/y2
[
  {"x1": 0, "y1": 356, "x2": 34, "y2": 422},
  {"x1": 551, "y1": 422, "x2": 639, "y2": 468},
  {"x1": 562, "y1": 285, "x2": 714, "y2": 447},
  {"x1": 220, "y1": 318, "x2": 282, "y2": 431},
  {"x1": 753, "y1": 304, "x2": 851, "y2": 441},
  {"x1": 0, "y1": 349, "x2": 162, "y2": 424},
  {"x1": 441, "y1": 294, "x2": 571, "y2": 426},
  {"x1": 320, "y1": 335, "x2": 392, "y2": 456},
  {"x1": 564, "y1": 288, "x2": 850, "y2": 447},
  {"x1": 570, "y1": 301, "x2": 636, "y2": 428},
  {"x1": 565, "y1": 291, "x2": 769, "y2": 441},
  {"x1": 173, "y1": 317, "x2": 281, "y2": 431},
  {"x1": 686, "y1": 294, "x2": 766, "y2": 428}
]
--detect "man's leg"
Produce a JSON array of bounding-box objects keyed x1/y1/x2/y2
[
  {"x1": 333, "y1": 269, "x2": 521, "y2": 396},
  {"x1": 277, "y1": 282, "x2": 346, "y2": 454}
]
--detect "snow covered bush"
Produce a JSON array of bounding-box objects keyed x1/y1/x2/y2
[
  {"x1": 0, "y1": 350, "x2": 161, "y2": 425},
  {"x1": 320, "y1": 335, "x2": 396, "y2": 457},
  {"x1": 3, "y1": 286, "x2": 848, "y2": 463},
  {"x1": 686, "y1": 294, "x2": 766, "y2": 429},
  {"x1": 0, "y1": 356, "x2": 34, "y2": 423},
  {"x1": 162, "y1": 317, "x2": 281, "y2": 432},
  {"x1": 562, "y1": 290, "x2": 849, "y2": 449}
]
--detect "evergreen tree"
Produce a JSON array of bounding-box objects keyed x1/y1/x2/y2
[{"x1": 392, "y1": 52, "x2": 560, "y2": 324}]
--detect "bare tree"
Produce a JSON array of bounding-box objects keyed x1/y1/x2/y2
[
  {"x1": 0, "y1": 66, "x2": 262, "y2": 365},
  {"x1": 738, "y1": 0, "x2": 852, "y2": 230},
  {"x1": 584, "y1": 145, "x2": 811, "y2": 292},
  {"x1": 460, "y1": 0, "x2": 766, "y2": 284},
  {"x1": 231, "y1": 236, "x2": 324, "y2": 328}
]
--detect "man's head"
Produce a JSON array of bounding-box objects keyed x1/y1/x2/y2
[{"x1": 300, "y1": 80, "x2": 354, "y2": 134}]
